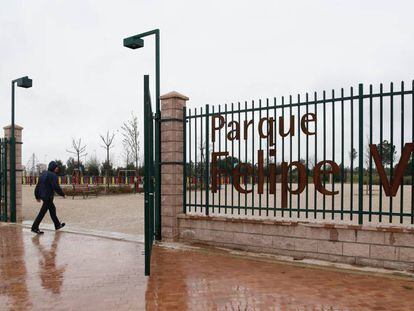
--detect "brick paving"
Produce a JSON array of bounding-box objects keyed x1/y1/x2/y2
[{"x1": 1, "y1": 224, "x2": 414, "y2": 310}]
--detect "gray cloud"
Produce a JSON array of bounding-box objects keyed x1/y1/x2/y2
[{"x1": 0, "y1": 0, "x2": 413, "y2": 167}]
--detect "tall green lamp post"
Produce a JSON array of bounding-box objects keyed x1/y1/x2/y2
[
  {"x1": 123, "y1": 29, "x2": 161, "y2": 240},
  {"x1": 10, "y1": 76, "x2": 32, "y2": 222}
]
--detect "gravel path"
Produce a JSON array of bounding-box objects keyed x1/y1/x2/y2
[{"x1": 22, "y1": 185, "x2": 144, "y2": 235}]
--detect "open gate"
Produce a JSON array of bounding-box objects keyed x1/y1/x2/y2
[
  {"x1": 0, "y1": 139, "x2": 8, "y2": 222},
  {"x1": 143, "y1": 75, "x2": 156, "y2": 275}
]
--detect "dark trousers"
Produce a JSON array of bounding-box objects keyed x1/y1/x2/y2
[{"x1": 32, "y1": 199, "x2": 61, "y2": 230}]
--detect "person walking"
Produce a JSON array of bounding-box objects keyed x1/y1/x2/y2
[{"x1": 31, "y1": 161, "x2": 66, "y2": 234}]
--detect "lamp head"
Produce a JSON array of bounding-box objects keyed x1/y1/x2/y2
[
  {"x1": 16, "y1": 76, "x2": 32, "y2": 88},
  {"x1": 123, "y1": 35, "x2": 144, "y2": 49}
]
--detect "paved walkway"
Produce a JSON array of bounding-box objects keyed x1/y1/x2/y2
[{"x1": 1, "y1": 224, "x2": 414, "y2": 310}]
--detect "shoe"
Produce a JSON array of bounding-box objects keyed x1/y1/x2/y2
[
  {"x1": 56, "y1": 223, "x2": 65, "y2": 230},
  {"x1": 31, "y1": 228, "x2": 44, "y2": 234}
]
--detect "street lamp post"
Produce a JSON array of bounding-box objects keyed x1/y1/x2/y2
[
  {"x1": 11, "y1": 76, "x2": 32, "y2": 222},
  {"x1": 123, "y1": 29, "x2": 161, "y2": 240}
]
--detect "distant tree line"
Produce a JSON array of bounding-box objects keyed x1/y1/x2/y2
[{"x1": 50, "y1": 113, "x2": 143, "y2": 177}]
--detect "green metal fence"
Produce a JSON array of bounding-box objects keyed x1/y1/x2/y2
[
  {"x1": 144, "y1": 75, "x2": 155, "y2": 275},
  {"x1": 0, "y1": 138, "x2": 8, "y2": 222},
  {"x1": 184, "y1": 81, "x2": 414, "y2": 226}
]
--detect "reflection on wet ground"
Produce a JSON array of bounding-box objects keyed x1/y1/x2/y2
[
  {"x1": 0, "y1": 224, "x2": 144, "y2": 310},
  {"x1": 1, "y1": 224, "x2": 413, "y2": 310}
]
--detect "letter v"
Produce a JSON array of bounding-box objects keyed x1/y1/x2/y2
[{"x1": 370, "y1": 143, "x2": 414, "y2": 197}]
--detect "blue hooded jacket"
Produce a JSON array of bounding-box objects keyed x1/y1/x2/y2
[{"x1": 34, "y1": 161, "x2": 65, "y2": 201}]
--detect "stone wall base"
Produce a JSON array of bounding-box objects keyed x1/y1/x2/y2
[{"x1": 178, "y1": 214, "x2": 414, "y2": 272}]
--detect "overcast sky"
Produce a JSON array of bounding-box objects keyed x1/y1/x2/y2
[{"x1": 1, "y1": 0, "x2": 413, "y2": 169}]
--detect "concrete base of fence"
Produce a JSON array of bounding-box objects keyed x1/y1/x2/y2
[{"x1": 178, "y1": 214, "x2": 414, "y2": 271}]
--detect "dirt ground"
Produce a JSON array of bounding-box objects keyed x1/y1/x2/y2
[{"x1": 22, "y1": 185, "x2": 144, "y2": 235}]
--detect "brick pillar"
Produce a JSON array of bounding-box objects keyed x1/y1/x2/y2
[
  {"x1": 160, "y1": 91, "x2": 189, "y2": 241},
  {"x1": 4, "y1": 124, "x2": 23, "y2": 222}
]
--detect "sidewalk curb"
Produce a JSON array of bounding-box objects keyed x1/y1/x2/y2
[{"x1": 9, "y1": 222, "x2": 145, "y2": 244}]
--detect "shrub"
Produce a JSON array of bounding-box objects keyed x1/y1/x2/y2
[{"x1": 62, "y1": 184, "x2": 135, "y2": 196}]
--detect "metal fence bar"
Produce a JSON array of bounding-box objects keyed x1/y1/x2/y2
[
  {"x1": 266, "y1": 98, "x2": 270, "y2": 217},
  {"x1": 323, "y1": 90, "x2": 326, "y2": 220},
  {"x1": 242, "y1": 101, "x2": 245, "y2": 215},
  {"x1": 297, "y1": 94, "x2": 301, "y2": 218},
  {"x1": 282, "y1": 96, "x2": 285, "y2": 218},
  {"x1": 200, "y1": 107, "x2": 204, "y2": 213},
  {"x1": 400, "y1": 81, "x2": 404, "y2": 224},
  {"x1": 205, "y1": 105, "x2": 210, "y2": 216},
  {"x1": 390, "y1": 82, "x2": 394, "y2": 223},
  {"x1": 238, "y1": 102, "x2": 247, "y2": 215},
  {"x1": 341, "y1": 88, "x2": 344, "y2": 220},
  {"x1": 358, "y1": 83, "x2": 364, "y2": 225},
  {"x1": 231, "y1": 102, "x2": 235, "y2": 214},
  {"x1": 224, "y1": 103, "x2": 228, "y2": 215},
  {"x1": 251, "y1": 100, "x2": 255, "y2": 216},
  {"x1": 412, "y1": 80, "x2": 414, "y2": 225},
  {"x1": 350, "y1": 87, "x2": 354, "y2": 221},
  {"x1": 369, "y1": 85, "x2": 373, "y2": 222},
  {"x1": 259, "y1": 99, "x2": 262, "y2": 216},
  {"x1": 274, "y1": 97, "x2": 277, "y2": 218},
  {"x1": 218, "y1": 104, "x2": 221, "y2": 214},
  {"x1": 212, "y1": 105, "x2": 215, "y2": 213},
  {"x1": 313, "y1": 92, "x2": 317, "y2": 219},
  {"x1": 332, "y1": 89, "x2": 335, "y2": 220},
  {"x1": 379, "y1": 84, "x2": 383, "y2": 222},
  {"x1": 194, "y1": 108, "x2": 198, "y2": 213},
  {"x1": 289, "y1": 95, "x2": 293, "y2": 217}
]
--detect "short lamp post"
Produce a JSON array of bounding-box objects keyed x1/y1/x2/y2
[
  {"x1": 123, "y1": 29, "x2": 161, "y2": 240},
  {"x1": 11, "y1": 76, "x2": 32, "y2": 222}
]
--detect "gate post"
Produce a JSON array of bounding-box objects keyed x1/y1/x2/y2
[
  {"x1": 160, "y1": 91, "x2": 189, "y2": 241},
  {"x1": 4, "y1": 124, "x2": 23, "y2": 222}
]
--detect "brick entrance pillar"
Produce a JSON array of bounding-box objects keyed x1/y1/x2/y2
[
  {"x1": 4, "y1": 124, "x2": 23, "y2": 222},
  {"x1": 160, "y1": 91, "x2": 189, "y2": 241}
]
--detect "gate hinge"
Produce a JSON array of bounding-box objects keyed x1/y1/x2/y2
[{"x1": 153, "y1": 112, "x2": 160, "y2": 121}]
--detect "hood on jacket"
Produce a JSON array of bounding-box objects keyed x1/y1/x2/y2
[{"x1": 48, "y1": 161, "x2": 58, "y2": 172}]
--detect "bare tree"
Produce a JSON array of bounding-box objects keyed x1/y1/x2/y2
[
  {"x1": 198, "y1": 138, "x2": 206, "y2": 164},
  {"x1": 364, "y1": 140, "x2": 371, "y2": 194},
  {"x1": 100, "y1": 131, "x2": 115, "y2": 190},
  {"x1": 66, "y1": 138, "x2": 87, "y2": 172},
  {"x1": 122, "y1": 140, "x2": 132, "y2": 168},
  {"x1": 308, "y1": 156, "x2": 316, "y2": 171},
  {"x1": 349, "y1": 148, "x2": 358, "y2": 167},
  {"x1": 121, "y1": 113, "x2": 140, "y2": 173}
]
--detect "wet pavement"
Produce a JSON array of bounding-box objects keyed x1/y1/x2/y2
[
  {"x1": 1, "y1": 224, "x2": 414, "y2": 310},
  {"x1": 0, "y1": 224, "x2": 144, "y2": 310}
]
